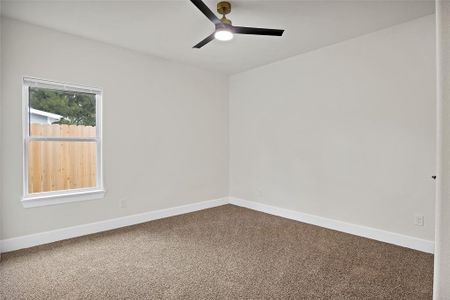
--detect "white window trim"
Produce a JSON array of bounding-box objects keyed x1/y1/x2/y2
[{"x1": 22, "y1": 77, "x2": 104, "y2": 208}]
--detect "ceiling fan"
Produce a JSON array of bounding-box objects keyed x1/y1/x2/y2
[{"x1": 190, "y1": 0, "x2": 285, "y2": 48}]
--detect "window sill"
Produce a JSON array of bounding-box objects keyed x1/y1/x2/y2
[{"x1": 22, "y1": 189, "x2": 105, "y2": 208}]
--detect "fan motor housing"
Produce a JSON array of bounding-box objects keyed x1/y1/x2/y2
[{"x1": 217, "y1": 1, "x2": 231, "y2": 15}]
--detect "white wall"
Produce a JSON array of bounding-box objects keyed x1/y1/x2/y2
[
  {"x1": 0, "y1": 5, "x2": 3, "y2": 258},
  {"x1": 434, "y1": 1, "x2": 450, "y2": 298},
  {"x1": 0, "y1": 14, "x2": 436, "y2": 246},
  {"x1": 229, "y1": 15, "x2": 436, "y2": 241},
  {"x1": 0, "y1": 18, "x2": 228, "y2": 239}
]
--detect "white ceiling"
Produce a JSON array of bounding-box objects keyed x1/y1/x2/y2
[{"x1": 1, "y1": 0, "x2": 434, "y2": 74}]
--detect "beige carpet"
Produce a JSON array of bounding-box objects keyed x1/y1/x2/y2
[{"x1": 0, "y1": 205, "x2": 433, "y2": 299}]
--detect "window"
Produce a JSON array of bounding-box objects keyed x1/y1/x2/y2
[{"x1": 22, "y1": 77, "x2": 104, "y2": 207}]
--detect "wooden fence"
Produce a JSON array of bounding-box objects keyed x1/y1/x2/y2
[{"x1": 28, "y1": 124, "x2": 97, "y2": 193}]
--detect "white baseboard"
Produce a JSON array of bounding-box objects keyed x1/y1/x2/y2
[
  {"x1": 0, "y1": 196, "x2": 434, "y2": 254},
  {"x1": 229, "y1": 197, "x2": 434, "y2": 254},
  {"x1": 0, "y1": 197, "x2": 228, "y2": 252}
]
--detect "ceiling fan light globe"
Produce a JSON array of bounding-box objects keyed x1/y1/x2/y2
[{"x1": 214, "y1": 30, "x2": 233, "y2": 41}]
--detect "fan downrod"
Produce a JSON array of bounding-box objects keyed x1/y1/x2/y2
[{"x1": 217, "y1": 1, "x2": 232, "y2": 25}]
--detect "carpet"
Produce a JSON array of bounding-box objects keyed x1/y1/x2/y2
[{"x1": 0, "y1": 204, "x2": 433, "y2": 299}]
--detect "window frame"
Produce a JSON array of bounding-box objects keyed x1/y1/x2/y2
[{"x1": 22, "y1": 77, "x2": 104, "y2": 208}]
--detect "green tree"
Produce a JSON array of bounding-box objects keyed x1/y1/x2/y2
[{"x1": 30, "y1": 87, "x2": 96, "y2": 126}]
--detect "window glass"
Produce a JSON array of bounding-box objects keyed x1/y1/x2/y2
[
  {"x1": 29, "y1": 87, "x2": 96, "y2": 137},
  {"x1": 28, "y1": 141, "x2": 97, "y2": 193}
]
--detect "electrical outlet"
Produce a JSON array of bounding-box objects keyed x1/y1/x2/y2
[
  {"x1": 120, "y1": 199, "x2": 127, "y2": 208},
  {"x1": 414, "y1": 214, "x2": 424, "y2": 226}
]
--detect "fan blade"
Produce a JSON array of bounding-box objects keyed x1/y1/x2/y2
[
  {"x1": 232, "y1": 26, "x2": 284, "y2": 36},
  {"x1": 193, "y1": 33, "x2": 215, "y2": 48},
  {"x1": 190, "y1": 0, "x2": 221, "y2": 25}
]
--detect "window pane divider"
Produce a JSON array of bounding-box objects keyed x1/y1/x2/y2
[{"x1": 28, "y1": 136, "x2": 98, "y2": 142}]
